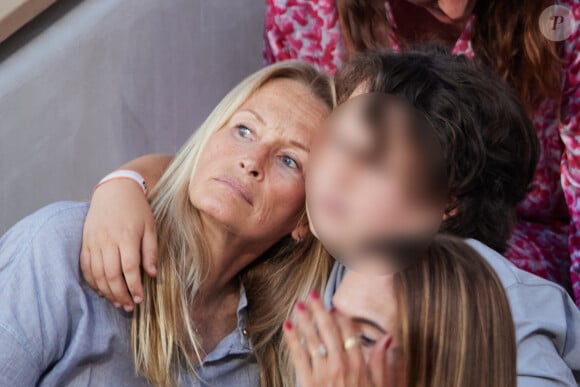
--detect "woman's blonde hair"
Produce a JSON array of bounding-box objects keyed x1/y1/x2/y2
[
  {"x1": 394, "y1": 234, "x2": 516, "y2": 387},
  {"x1": 132, "y1": 61, "x2": 335, "y2": 386}
]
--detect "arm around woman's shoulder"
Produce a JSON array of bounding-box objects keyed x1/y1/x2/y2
[{"x1": 0, "y1": 201, "x2": 90, "y2": 385}]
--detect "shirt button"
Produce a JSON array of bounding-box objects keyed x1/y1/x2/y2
[{"x1": 242, "y1": 328, "x2": 248, "y2": 336}]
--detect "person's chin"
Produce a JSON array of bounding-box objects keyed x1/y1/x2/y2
[
  {"x1": 310, "y1": 223, "x2": 347, "y2": 258},
  {"x1": 199, "y1": 201, "x2": 250, "y2": 228}
]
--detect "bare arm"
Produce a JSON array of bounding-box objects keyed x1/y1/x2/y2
[{"x1": 80, "y1": 154, "x2": 173, "y2": 311}]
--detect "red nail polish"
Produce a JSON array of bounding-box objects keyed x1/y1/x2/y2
[
  {"x1": 329, "y1": 306, "x2": 337, "y2": 314},
  {"x1": 310, "y1": 290, "x2": 320, "y2": 300},
  {"x1": 296, "y1": 301, "x2": 306, "y2": 312},
  {"x1": 284, "y1": 320, "x2": 293, "y2": 330},
  {"x1": 384, "y1": 336, "x2": 393, "y2": 351}
]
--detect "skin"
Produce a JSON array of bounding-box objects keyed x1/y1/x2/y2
[{"x1": 306, "y1": 94, "x2": 446, "y2": 270}]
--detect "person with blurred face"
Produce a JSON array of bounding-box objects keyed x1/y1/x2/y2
[
  {"x1": 265, "y1": 0, "x2": 580, "y2": 305},
  {"x1": 80, "y1": 48, "x2": 580, "y2": 385}
]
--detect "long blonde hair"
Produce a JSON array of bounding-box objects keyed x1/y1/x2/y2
[
  {"x1": 395, "y1": 234, "x2": 516, "y2": 387},
  {"x1": 132, "y1": 61, "x2": 335, "y2": 386}
]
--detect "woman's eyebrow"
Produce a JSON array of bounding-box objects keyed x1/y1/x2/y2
[
  {"x1": 351, "y1": 317, "x2": 387, "y2": 334},
  {"x1": 239, "y1": 108, "x2": 266, "y2": 125},
  {"x1": 239, "y1": 108, "x2": 309, "y2": 152},
  {"x1": 290, "y1": 140, "x2": 310, "y2": 153}
]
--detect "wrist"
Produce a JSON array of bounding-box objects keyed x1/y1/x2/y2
[{"x1": 94, "y1": 170, "x2": 148, "y2": 195}]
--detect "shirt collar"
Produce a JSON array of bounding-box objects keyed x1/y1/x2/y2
[{"x1": 202, "y1": 282, "x2": 252, "y2": 364}]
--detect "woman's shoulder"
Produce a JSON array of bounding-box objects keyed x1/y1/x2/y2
[
  {"x1": 0, "y1": 201, "x2": 88, "y2": 277},
  {"x1": 0, "y1": 201, "x2": 142, "y2": 385},
  {"x1": 0, "y1": 201, "x2": 89, "y2": 271}
]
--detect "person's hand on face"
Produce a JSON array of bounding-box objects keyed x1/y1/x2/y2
[{"x1": 283, "y1": 288, "x2": 404, "y2": 387}]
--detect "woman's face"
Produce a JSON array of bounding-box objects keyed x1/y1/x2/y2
[
  {"x1": 332, "y1": 271, "x2": 404, "y2": 372},
  {"x1": 405, "y1": 0, "x2": 475, "y2": 24},
  {"x1": 305, "y1": 93, "x2": 445, "y2": 264},
  {"x1": 189, "y1": 79, "x2": 330, "y2": 246}
]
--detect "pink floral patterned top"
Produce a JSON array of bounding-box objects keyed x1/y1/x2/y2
[{"x1": 264, "y1": 0, "x2": 580, "y2": 304}]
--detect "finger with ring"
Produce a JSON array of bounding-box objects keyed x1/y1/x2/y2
[{"x1": 344, "y1": 337, "x2": 359, "y2": 350}]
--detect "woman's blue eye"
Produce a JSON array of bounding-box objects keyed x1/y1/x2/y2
[
  {"x1": 282, "y1": 155, "x2": 299, "y2": 169},
  {"x1": 238, "y1": 126, "x2": 251, "y2": 137}
]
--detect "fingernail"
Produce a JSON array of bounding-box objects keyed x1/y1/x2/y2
[
  {"x1": 149, "y1": 265, "x2": 157, "y2": 275},
  {"x1": 296, "y1": 301, "x2": 306, "y2": 312},
  {"x1": 310, "y1": 290, "x2": 320, "y2": 300},
  {"x1": 284, "y1": 320, "x2": 293, "y2": 331},
  {"x1": 113, "y1": 302, "x2": 121, "y2": 308},
  {"x1": 133, "y1": 296, "x2": 143, "y2": 304},
  {"x1": 384, "y1": 336, "x2": 393, "y2": 351},
  {"x1": 329, "y1": 306, "x2": 337, "y2": 314},
  {"x1": 123, "y1": 305, "x2": 134, "y2": 312}
]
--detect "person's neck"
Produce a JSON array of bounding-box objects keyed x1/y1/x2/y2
[{"x1": 195, "y1": 214, "x2": 268, "y2": 306}]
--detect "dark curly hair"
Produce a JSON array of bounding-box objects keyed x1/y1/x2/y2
[{"x1": 335, "y1": 46, "x2": 540, "y2": 253}]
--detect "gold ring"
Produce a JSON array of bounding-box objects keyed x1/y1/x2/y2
[{"x1": 344, "y1": 337, "x2": 359, "y2": 350}]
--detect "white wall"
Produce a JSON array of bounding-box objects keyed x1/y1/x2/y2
[{"x1": 0, "y1": 0, "x2": 265, "y2": 232}]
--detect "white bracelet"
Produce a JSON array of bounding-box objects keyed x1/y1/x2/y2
[{"x1": 95, "y1": 170, "x2": 148, "y2": 194}]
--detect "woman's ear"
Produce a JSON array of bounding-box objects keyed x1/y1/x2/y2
[{"x1": 291, "y1": 213, "x2": 309, "y2": 242}]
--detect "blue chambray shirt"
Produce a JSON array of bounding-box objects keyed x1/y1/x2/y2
[
  {"x1": 325, "y1": 240, "x2": 580, "y2": 387},
  {"x1": 0, "y1": 202, "x2": 259, "y2": 387}
]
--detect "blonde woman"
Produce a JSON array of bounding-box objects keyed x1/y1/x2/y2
[
  {"x1": 285, "y1": 234, "x2": 517, "y2": 387},
  {"x1": 0, "y1": 61, "x2": 334, "y2": 386}
]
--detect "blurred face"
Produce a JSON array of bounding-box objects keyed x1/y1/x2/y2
[
  {"x1": 405, "y1": 0, "x2": 475, "y2": 24},
  {"x1": 189, "y1": 79, "x2": 330, "y2": 245},
  {"x1": 306, "y1": 94, "x2": 445, "y2": 264},
  {"x1": 332, "y1": 271, "x2": 404, "y2": 375}
]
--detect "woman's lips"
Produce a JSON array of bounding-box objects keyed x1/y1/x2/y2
[{"x1": 214, "y1": 176, "x2": 254, "y2": 206}]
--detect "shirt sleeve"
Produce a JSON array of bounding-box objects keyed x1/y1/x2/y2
[
  {"x1": 263, "y1": 0, "x2": 345, "y2": 74},
  {"x1": 0, "y1": 202, "x2": 89, "y2": 385},
  {"x1": 0, "y1": 322, "x2": 42, "y2": 385},
  {"x1": 558, "y1": 1, "x2": 580, "y2": 304},
  {"x1": 508, "y1": 282, "x2": 580, "y2": 386}
]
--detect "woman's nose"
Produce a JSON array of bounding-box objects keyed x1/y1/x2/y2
[{"x1": 238, "y1": 151, "x2": 266, "y2": 179}]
